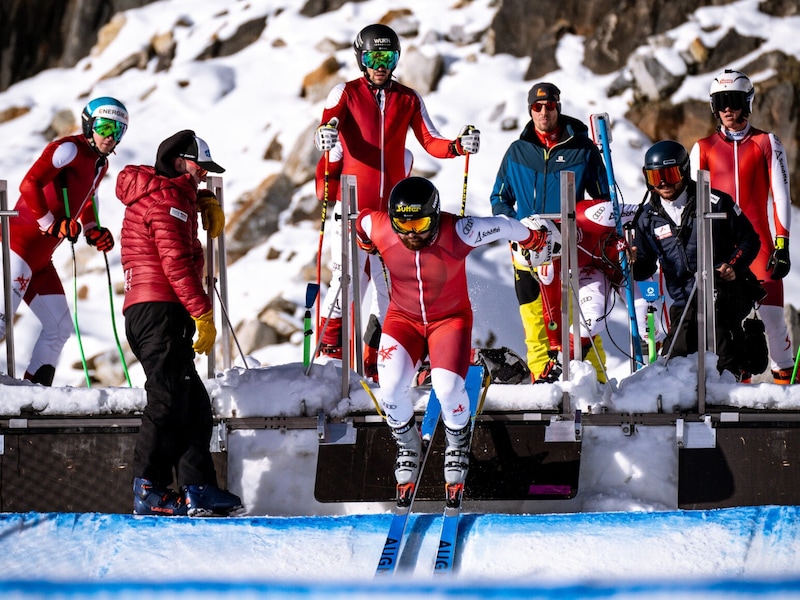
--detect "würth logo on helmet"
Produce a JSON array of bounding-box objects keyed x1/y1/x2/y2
[{"x1": 374, "y1": 37, "x2": 391, "y2": 45}]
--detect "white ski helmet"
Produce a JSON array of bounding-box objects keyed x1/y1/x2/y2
[{"x1": 709, "y1": 69, "x2": 754, "y2": 117}]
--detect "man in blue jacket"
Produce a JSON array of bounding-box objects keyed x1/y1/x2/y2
[
  {"x1": 631, "y1": 140, "x2": 761, "y2": 379},
  {"x1": 490, "y1": 82, "x2": 610, "y2": 383}
]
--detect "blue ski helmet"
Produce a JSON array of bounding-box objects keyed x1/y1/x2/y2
[{"x1": 81, "y1": 96, "x2": 129, "y2": 144}]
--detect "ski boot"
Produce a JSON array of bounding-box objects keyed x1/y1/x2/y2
[
  {"x1": 443, "y1": 424, "x2": 471, "y2": 507},
  {"x1": 317, "y1": 317, "x2": 342, "y2": 359},
  {"x1": 133, "y1": 477, "x2": 188, "y2": 516},
  {"x1": 534, "y1": 350, "x2": 562, "y2": 384},
  {"x1": 183, "y1": 484, "x2": 244, "y2": 517},
  {"x1": 772, "y1": 368, "x2": 794, "y2": 385},
  {"x1": 390, "y1": 419, "x2": 422, "y2": 506},
  {"x1": 364, "y1": 343, "x2": 379, "y2": 382}
]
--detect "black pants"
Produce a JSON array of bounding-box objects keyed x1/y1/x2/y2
[
  {"x1": 662, "y1": 294, "x2": 745, "y2": 376},
  {"x1": 125, "y1": 302, "x2": 217, "y2": 489}
]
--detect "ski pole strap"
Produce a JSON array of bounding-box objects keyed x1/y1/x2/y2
[{"x1": 360, "y1": 380, "x2": 385, "y2": 419}]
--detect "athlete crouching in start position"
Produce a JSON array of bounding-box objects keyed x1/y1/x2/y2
[{"x1": 355, "y1": 176, "x2": 552, "y2": 501}]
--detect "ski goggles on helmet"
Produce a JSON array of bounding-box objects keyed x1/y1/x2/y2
[
  {"x1": 531, "y1": 100, "x2": 558, "y2": 113},
  {"x1": 644, "y1": 165, "x2": 683, "y2": 187},
  {"x1": 92, "y1": 117, "x2": 126, "y2": 142},
  {"x1": 361, "y1": 50, "x2": 399, "y2": 71},
  {"x1": 391, "y1": 215, "x2": 433, "y2": 235},
  {"x1": 711, "y1": 91, "x2": 748, "y2": 113}
]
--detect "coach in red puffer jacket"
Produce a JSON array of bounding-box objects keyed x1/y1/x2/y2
[
  {"x1": 116, "y1": 130, "x2": 242, "y2": 517},
  {"x1": 117, "y1": 162, "x2": 209, "y2": 317}
]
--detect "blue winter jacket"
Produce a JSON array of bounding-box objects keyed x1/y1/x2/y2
[
  {"x1": 490, "y1": 115, "x2": 610, "y2": 219},
  {"x1": 631, "y1": 180, "x2": 760, "y2": 308}
]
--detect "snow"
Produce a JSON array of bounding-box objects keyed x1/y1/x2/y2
[{"x1": 1, "y1": 0, "x2": 800, "y2": 597}]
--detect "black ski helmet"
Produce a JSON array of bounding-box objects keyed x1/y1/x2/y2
[
  {"x1": 642, "y1": 140, "x2": 690, "y2": 188},
  {"x1": 353, "y1": 24, "x2": 400, "y2": 73},
  {"x1": 388, "y1": 177, "x2": 440, "y2": 235}
]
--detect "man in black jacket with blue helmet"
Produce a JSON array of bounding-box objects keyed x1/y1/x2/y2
[{"x1": 631, "y1": 140, "x2": 761, "y2": 380}]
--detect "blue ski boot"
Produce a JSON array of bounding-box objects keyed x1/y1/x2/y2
[
  {"x1": 133, "y1": 477, "x2": 188, "y2": 516},
  {"x1": 183, "y1": 484, "x2": 244, "y2": 517}
]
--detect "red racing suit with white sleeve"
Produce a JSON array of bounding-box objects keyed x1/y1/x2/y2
[
  {"x1": 13, "y1": 135, "x2": 106, "y2": 278},
  {"x1": 691, "y1": 124, "x2": 793, "y2": 371},
  {"x1": 691, "y1": 125, "x2": 791, "y2": 301},
  {"x1": 356, "y1": 210, "x2": 534, "y2": 430},
  {"x1": 315, "y1": 77, "x2": 459, "y2": 210}
]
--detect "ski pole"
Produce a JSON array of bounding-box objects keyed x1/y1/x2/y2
[
  {"x1": 210, "y1": 282, "x2": 249, "y2": 369},
  {"x1": 663, "y1": 280, "x2": 697, "y2": 364},
  {"x1": 62, "y1": 187, "x2": 91, "y2": 388},
  {"x1": 305, "y1": 279, "x2": 343, "y2": 376},
  {"x1": 460, "y1": 151, "x2": 470, "y2": 217},
  {"x1": 590, "y1": 113, "x2": 643, "y2": 370},
  {"x1": 303, "y1": 283, "x2": 320, "y2": 369},
  {"x1": 316, "y1": 118, "x2": 339, "y2": 343},
  {"x1": 91, "y1": 201, "x2": 132, "y2": 386}
]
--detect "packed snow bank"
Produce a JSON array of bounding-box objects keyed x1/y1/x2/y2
[{"x1": 2, "y1": 506, "x2": 800, "y2": 584}]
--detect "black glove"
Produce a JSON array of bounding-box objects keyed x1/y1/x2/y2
[
  {"x1": 43, "y1": 217, "x2": 81, "y2": 243},
  {"x1": 767, "y1": 236, "x2": 791, "y2": 280}
]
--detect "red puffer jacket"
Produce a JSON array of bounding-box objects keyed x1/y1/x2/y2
[{"x1": 116, "y1": 165, "x2": 210, "y2": 317}]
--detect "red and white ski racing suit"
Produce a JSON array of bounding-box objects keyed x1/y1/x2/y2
[
  {"x1": 691, "y1": 124, "x2": 793, "y2": 371},
  {"x1": 356, "y1": 211, "x2": 533, "y2": 431},
  {"x1": 1, "y1": 135, "x2": 107, "y2": 377},
  {"x1": 315, "y1": 76, "x2": 461, "y2": 335}
]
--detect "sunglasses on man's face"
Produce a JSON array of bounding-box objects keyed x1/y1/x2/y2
[
  {"x1": 531, "y1": 101, "x2": 558, "y2": 113},
  {"x1": 92, "y1": 117, "x2": 126, "y2": 142}
]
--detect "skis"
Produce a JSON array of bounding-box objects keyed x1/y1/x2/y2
[
  {"x1": 374, "y1": 364, "x2": 487, "y2": 577},
  {"x1": 590, "y1": 113, "x2": 644, "y2": 370},
  {"x1": 374, "y1": 389, "x2": 442, "y2": 577},
  {"x1": 433, "y1": 365, "x2": 488, "y2": 575}
]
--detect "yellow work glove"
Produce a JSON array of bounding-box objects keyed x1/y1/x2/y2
[
  {"x1": 197, "y1": 190, "x2": 225, "y2": 239},
  {"x1": 192, "y1": 309, "x2": 216, "y2": 355}
]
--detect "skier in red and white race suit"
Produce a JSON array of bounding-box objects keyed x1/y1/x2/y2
[
  {"x1": 572, "y1": 198, "x2": 666, "y2": 362},
  {"x1": 355, "y1": 177, "x2": 549, "y2": 492},
  {"x1": 690, "y1": 69, "x2": 794, "y2": 383},
  {"x1": 0, "y1": 97, "x2": 128, "y2": 385},
  {"x1": 313, "y1": 23, "x2": 480, "y2": 379}
]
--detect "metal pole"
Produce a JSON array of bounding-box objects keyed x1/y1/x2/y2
[
  {"x1": 0, "y1": 181, "x2": 18, "y2": 378},
  {"x1": 340, "y1": 175, "x2": 356, "y2": 399},
  {"x1": 560, "y1": 171, "x2": 576, "y2": 414},
  {"x1": 207, "y1": 176, "x2": 231, "y2": 371},
  {"x1": 696, "y1": 169, "x2": 722, "y2": 414}
]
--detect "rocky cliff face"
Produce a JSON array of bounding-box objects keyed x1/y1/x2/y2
[{"x1": 0, "y1": 0, "x2": 157, "y2": 91}]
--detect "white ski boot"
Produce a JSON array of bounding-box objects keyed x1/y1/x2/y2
[
  {"x1": 443, "y1": 424, "x2": 471, "y2": 486},
  {"x1": 390, "y1": 419, "x2": 422, "y2": 486}
]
